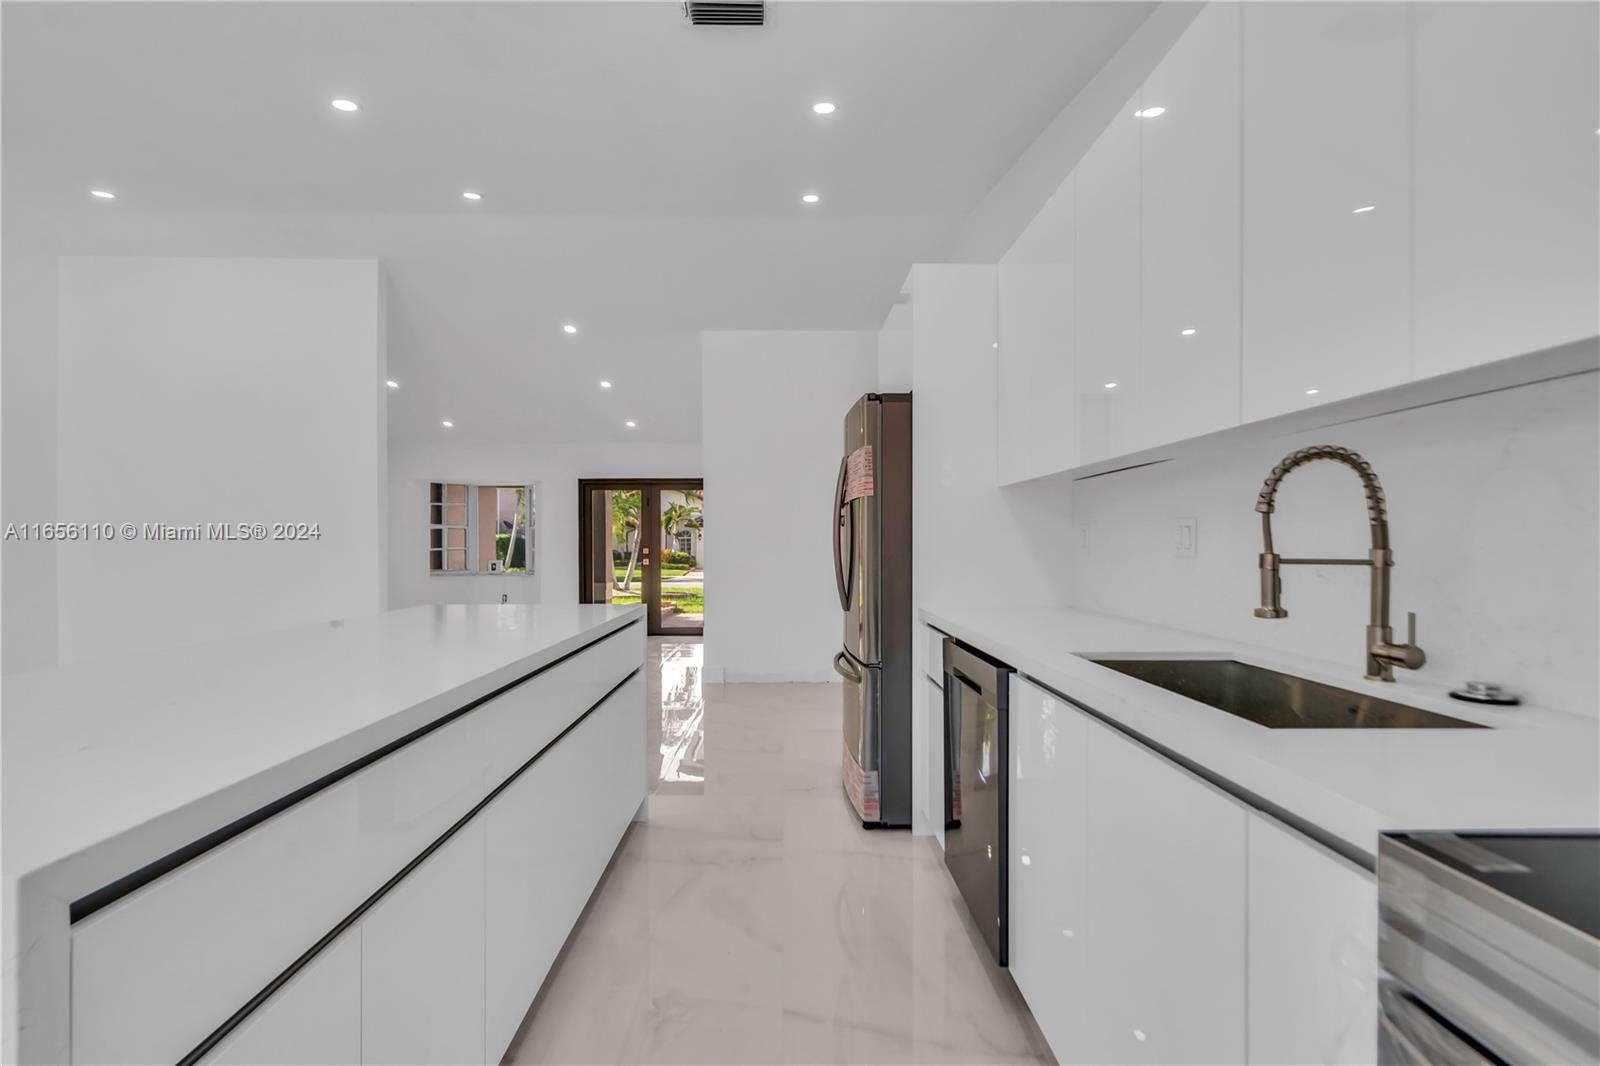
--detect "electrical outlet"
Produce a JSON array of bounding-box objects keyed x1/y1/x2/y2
[
  {"x1": 1078, "y1": 523, "x2": 1090, "y2": 551},
  {"x1": 1175, "y1": 517, "x2": 1198, "y2": 558}
]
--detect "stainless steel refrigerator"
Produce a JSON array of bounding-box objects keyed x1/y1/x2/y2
[{"x1": 830, "y1": 393, "x2": 912, "y2": 828}]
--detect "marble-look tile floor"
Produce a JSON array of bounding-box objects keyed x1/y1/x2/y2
[{"x1": 503, "y1": 639, "x2": 1053, "y2": 1065}]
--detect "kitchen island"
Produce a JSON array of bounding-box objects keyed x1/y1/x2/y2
[
  {"x1": 920, "y1": 605, "x2": 1599, "y2": 1065},
  {"x1": 3, "y1": 603, "x2": 645, "y2": 1065}
]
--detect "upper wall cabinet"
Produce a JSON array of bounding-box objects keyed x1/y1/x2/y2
[
  {"x1": 1076, "y1": 91, "x2": 1144, "y2": 466},
  {"x1": 988, "y1": 0, "x2": 1596, "y2": 484},
  {"x1": 998, "y1": 175, "x2": 1077, "y2": 484},
  {"x1": 1413, "y1": 2, "x2": 1600, "y2": 377},
  {"x1": 1137, "y1": 1, "x2": 1241, "y2": 452},
  {"x1": 1242, "y1": 2, "x2": 1411, "y2": 422}
]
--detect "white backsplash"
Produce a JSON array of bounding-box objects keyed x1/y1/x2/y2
[{"x1": 1066, "y1": 373, "x2": 1599, "y2": 717}]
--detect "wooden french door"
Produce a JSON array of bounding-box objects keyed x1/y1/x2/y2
[{"x1": 578, "y1": 478, "x2": 703, "y2": 637}]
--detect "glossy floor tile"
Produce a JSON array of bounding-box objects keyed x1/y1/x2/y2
[{"x1": 503, "y1": 639, "x2": 1053, "y2": 1065}]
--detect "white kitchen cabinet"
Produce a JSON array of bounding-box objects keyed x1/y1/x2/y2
[
  {"x1": 201, "y1": 931, "x2": 361, "y2": 1066},
  {"x1": 361, "y1": 819, "x2": 487, "y2": 1066},
  {"x1": 1247, "y1": 814, "x2": 1378, "y2": 1066},
  {"x1": 1076, "y1": 92, "x2": 1143, "y2": 465},
  {"x1": 69, "y1": 704, "x2": 489, "y2": 1066},
  {"x1": 485, "y1": 679, "x2": 644, "y2": 1060},
  {"x1": 1007, "y1": 676, "x2": 1089, "y2": 1064},
  {"x1": 1138, "y1": 1, "x2": 1241, "y2": 450},
  {"x1": 1242, "y1": 2, "x2": 1411, "y2": 421},
  {"x1": 1083, "y1": 719, "x2": 1248, "y2": 1064},
  {"x1": 998, "y1": 174, "x2": 1076, "y2": 484},
  {"x1": 1413, "y1": 2, "x2": 1600, "y2": 378}
]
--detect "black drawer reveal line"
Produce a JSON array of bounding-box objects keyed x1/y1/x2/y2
[
  {"x1": 176, "y1": 665, "x2": 643, "y2": 1066},
  {"x1": 70, "y1": 616, "x2": 641, "y2": 924}
]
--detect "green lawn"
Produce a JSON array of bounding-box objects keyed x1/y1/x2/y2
[
  {"x1": 607, "y1": 587, "x2": 703, "y2": 612},
  {"x1": 613, "y1": 566, "x2": 691, "y2": 582}
]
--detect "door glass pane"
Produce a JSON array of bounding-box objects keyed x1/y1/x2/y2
[
  {"x1": 658, "y1": 488, "x2": 703, "y2": 633},
  {"x1": 607, "y1": 489, "x2": 643, "y2": 606}
]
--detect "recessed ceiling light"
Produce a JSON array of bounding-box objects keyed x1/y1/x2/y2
[
  {"x1": 1134, "y1": 106, "x2": 1166, "y2": 118},
  {"x1": 90, "y1": 189, "x2": 116, "y2": 199},
  {"x1": 1305, "y1": 388, "x2": 1320, "y2": 395},
  {"x1": 991, "y1": 342, "x2": 999, "y2": 349},
  {"x1": 1180, "y1": 328, "x2": 1197, "y2": 336},
  {"x1": 812, "y1": 101, "x2": 836, "y2": 115},
  {"x1": 441, "y1": 420, "x2": 454, "y2": 427},
  {"x1": 385, "y1": 380, "x2": 399, "y2": 389},
  {"x1": 624, "y1": 420, "x2": 637, "y2": 428},
  {"x1": 599, "y1": 380, "x2": 613, "y2": 389},
  {"x1": 461, "y1": 191, "x2": 482, "y2": 201},
  {"x1": 562, "y1": 323, "x2": 578, "y2": 334},
  {"x1": 1104, "y1": 382, "x2": 1119, "y2": 390},
  {"x1": 801, "y1": 193, "x2": 820, "y2": 204},
  {"x1": 330, "y1": 98, "x2": 359, "y2": 112},
  {"x1": 1352, "y1": 204, "x2": 1376, "y2": 214}
]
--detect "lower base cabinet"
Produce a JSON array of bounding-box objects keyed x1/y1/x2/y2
[
  {"x1": 193, "y1": 676, "x2": 644, "y2": 1066},
  {"x1": 1247, "y1": 814, "x2": 1378, "y2": 1065},
  {"x1": 485, "y1": 676, "x2": 645, "y2": 1058},
  {"x1": 1008, "y1": 675, "x2": 1377, "y2": 1066},
  {"x1": 202, "y1": 932, "x2": 362, "y2": 1066},
  {"x1": 361, "y1": 820, "x2": 488, "y2": 1066},
  {"x1": 1008, "y1": 677, "x2": 1089, "y2": 1061},
  {"x1": 1082, "y1": 710, "x2": 1248, "y2": 1064}
]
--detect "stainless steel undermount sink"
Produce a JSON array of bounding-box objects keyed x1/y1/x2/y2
[{"x1": 1089, "y1": 658, "x2": 1485, "y2": 729}]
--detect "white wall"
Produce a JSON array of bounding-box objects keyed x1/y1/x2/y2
[
  {"x1": 1067, "y1": 373, "x2": 1600, "y2": 716},
  {"x1": 53, "y1": 257, "x2": 388, "y2": 664},
  {"x1": 387, "y1": 440, "x2": 702, "y2": 610},
  {"x1": 1, "y1": 223, "x2": 60, "y2": 674},
  {"x1": 700, "y1": 330, "x2": 879, "y2": 682}
]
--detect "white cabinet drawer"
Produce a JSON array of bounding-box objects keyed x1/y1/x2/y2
[
  {"x1": 480, "y1": 621, "x2": 641, "y2": 782},
  {"x1": 71, "y1": 713, "x2": 486, "y2": 1065},
  {"x1": 1081, "y1": 719, "x2": 1248, "y2": 1064},
  {"x1": 1247, "y1": 814, "x2": 1377, "y2": 1065},
  {"x1": 485, "y1": 674, "x2": 645, "y2": 1059},
  {"x1": 69, "y1": 624, "x2": 638, "y2": 1065},
  {"x1": 361, "y1": 820, "x2": 487, "y2": 1066},
  {"x1": 199, "y1": 929, "x2": 361, "y2": 1066}
]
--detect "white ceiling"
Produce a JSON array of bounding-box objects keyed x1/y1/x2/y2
[{"x1": 4, "y1": 1, "x2": 1154, "y2": 445}]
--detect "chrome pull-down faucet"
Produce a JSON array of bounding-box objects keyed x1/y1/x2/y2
[{"x1": 1254, "y1": 445, "x2": 1425, "y2": 682}]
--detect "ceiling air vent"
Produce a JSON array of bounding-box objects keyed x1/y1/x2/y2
[{"x1": 684, "y1": 2, "x2": 764, "y2": 26}]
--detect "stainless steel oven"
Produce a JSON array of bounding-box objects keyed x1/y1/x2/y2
[
  {"x1": 942, "y1": 638, "x2": 1012, "y2": 966},
  {"x1": 1378, "y1": 832, "x2": 1599, "y2": 1065}
]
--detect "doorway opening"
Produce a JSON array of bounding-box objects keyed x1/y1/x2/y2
[{"x1": 579, "y1": 479, "x2": 704, "y2": 636}]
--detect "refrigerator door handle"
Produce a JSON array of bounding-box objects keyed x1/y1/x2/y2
[
  {"x1": 833, "y1": 456, "x2": 854, "y2": 610},
  {"x1": 832, "y1": 650, "x2": 863, "y2": 683}
]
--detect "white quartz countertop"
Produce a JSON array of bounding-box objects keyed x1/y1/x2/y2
[
  {"x1": 2, "y1": 603, "x2": 643, "y2": 897},
  {"x1": 921, "y1": 605, "x2": 1599, "y2": 859}
]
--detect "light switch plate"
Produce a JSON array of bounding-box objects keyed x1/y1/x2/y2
[{"x1": 1175, "y1": 517, "x2": 1198, "y2": 558}]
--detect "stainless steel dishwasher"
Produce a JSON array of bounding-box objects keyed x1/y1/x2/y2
[{"x1": 942, "y1": 638, "x2": 1013, "y2": 966}]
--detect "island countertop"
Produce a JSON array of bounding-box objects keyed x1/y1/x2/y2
[
  {"x1": 922, "y1": 605, "x2": 1599, "y2": 860},
  {"x1": 3, "y1": 602, "x2": 643, "y2": 899}
]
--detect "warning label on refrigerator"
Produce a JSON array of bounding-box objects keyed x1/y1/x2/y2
[
  {"x1": 844, "y1": 445, "x2": 875, "y2": 503},
  {"x1": 842, "y1": 739, "x2": 881, "y2": 823}
]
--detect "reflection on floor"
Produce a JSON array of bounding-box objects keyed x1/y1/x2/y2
[
  {"x1": 504, "y1": 637, "x2": 1052, "y2": 1065},
  {"x1": 653, "y1": 641, "x2": 705, "y2": 794}
]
